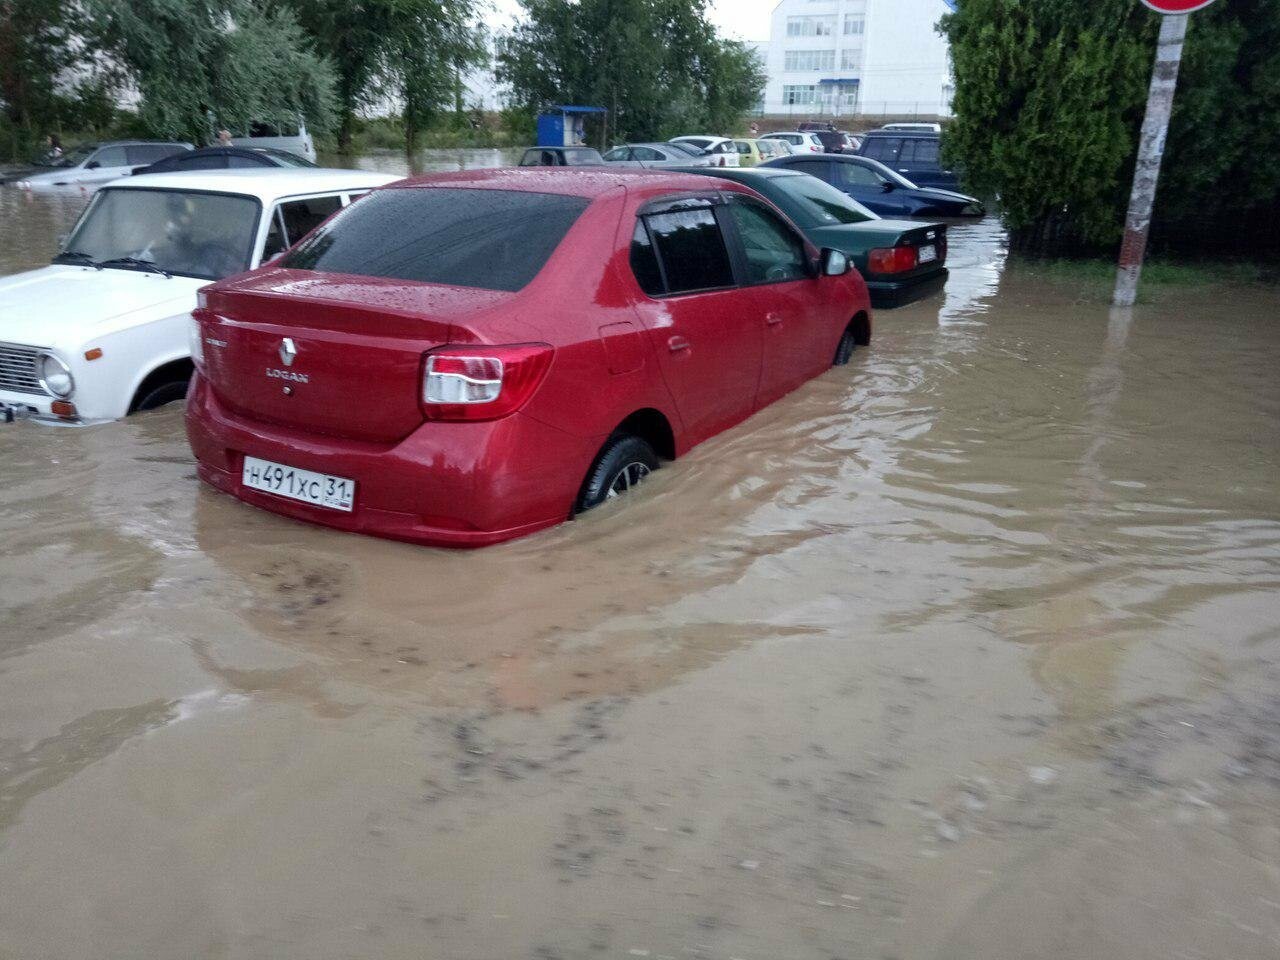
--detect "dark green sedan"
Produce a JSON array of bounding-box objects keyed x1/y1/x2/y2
[{"x1": 678, "y1": 166, "x2": 948, "y2": 308}]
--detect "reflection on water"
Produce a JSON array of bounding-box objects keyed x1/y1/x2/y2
[
  {"x1": 938, "y1": 213, "x2": 1008, "y2": 325},
  {"x1": 2, "y1": 162, "x2": 1280, "y2": 959}
]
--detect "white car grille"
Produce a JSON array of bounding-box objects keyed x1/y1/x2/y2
[{"x1": 0, "y1": 342, "x2": 48, "y2": 396}]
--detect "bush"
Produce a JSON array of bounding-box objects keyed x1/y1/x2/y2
[{"x1": 942, "y1": 0, "x2": 1280, "y2": 258}]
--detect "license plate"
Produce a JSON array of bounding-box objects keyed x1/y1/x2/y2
[
  {"x1": 917, "y1": 244, "x2": 938, "y2": 264},
  {"x1": 241, "y1": 456, "x2": 355, "y2": 512}
]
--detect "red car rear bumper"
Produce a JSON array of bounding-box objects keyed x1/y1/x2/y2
[{"x1": 185, "y1": 373, "x2": 596, "y2": 548}]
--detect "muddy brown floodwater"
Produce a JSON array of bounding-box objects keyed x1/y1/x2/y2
[{"x1": 2, "y1": 163, "x2": 1280, "y2": 960}]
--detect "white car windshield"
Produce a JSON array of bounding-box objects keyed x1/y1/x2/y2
[{"x1": 54, "y1": 188, "x2": 259, "y2": 280}]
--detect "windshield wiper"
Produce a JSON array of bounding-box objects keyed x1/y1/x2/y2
[
  {"x1": 96, "y1": 256, "x2": 172, "y2": 278},
  {"x1": 53, "y1": 249, "x2": 98, "y2": 266}
]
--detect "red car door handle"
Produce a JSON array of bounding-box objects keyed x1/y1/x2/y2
[
  {"x1": 766, "y1": 313, "x2": 784, "y2": 326},
  {"x1": 668, "y1": 335, "x2": 691, "y2": 353}
]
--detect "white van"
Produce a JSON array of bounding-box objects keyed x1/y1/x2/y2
[{"x1": 228, "y1": 120, "x2": 317, "y2": 163}]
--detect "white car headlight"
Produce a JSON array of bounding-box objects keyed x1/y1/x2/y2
[{"x1": 38, "y1": 353, "x2": 74, "y2": 398}]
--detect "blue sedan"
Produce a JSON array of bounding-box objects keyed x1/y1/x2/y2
[{"x1": 760, "y1": 153, "x2": 984, "y2": 218}]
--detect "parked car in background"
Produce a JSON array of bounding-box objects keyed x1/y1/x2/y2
[
  {"x1": 880, "y1": 122, "x2": 942, "y2": 133},
  {"x1": 793, "y1": 122, "x2": 848, "y2": 154},
  {"x1": 228, "y1": 120, "x2": 316, "y2": 163},
  {"x1": 762, "y1": 153, "x2": 984, "y2": 218},
  {"x1": 839, "y1": 132, "x2": 863, "y2": 152},
  {"x1": 603, "y1": 143, "x2": 713, "y2": 168},
  {"x1": 683, "y1": 166, "x2": 947, "y2": 308},
  {"x1": 136, "y1": 146, "x2": 316, "y2": 174},
  {"x1": 668, "y1": 136, "x2": 740, "y2": 167},
  {"x1": 11, "y1": 141, "x2": 193, "y2": 190},
  {"x1": 732, "y1": 138, "x2": 790, "y2": 167},
  {"x1": 185, "y1": 168, "x2": 870, "y2": 547},
  {"x1": 759, "y1": 131, "x2": 826, "y2": 155},
  {"x1": 0, "y1": 168, "x2": 398, "y2": 426},
  {"x1": 857, "y1": 130, "x2": 959, "y2": 190},
  {"x1": 518, "y1": 146, "x2": 605, "y2": 167}
]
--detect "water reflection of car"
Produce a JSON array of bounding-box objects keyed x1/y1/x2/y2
[
  {"x1": 761, "y1": 153, "x2": 984, "y2": 218},
  {"x1": 603, "y1": 143, "x2": 714, "y2": 168},
  {"x1": 0, "y1": 168, "x2": 399, "y2": 425},
  {"x1": 185, "y1": 169, "x2": 870, "y2": 548},
  {"x1": 518, "y1": 146, "x2": 604, "y2": 167},
  {"x1": 681, "y1": 166, "x2": 948, "y2": 308},
  {"x1": 135, "y1": 146, "x2": 316, "y2": 174},
  {"x1": 10, "y1": 140, "x2": 193, "y2": 190}
]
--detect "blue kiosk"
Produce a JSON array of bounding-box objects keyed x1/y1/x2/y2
[{"x1": 536, "y1": 105, "x2": 608, "y2": 148}]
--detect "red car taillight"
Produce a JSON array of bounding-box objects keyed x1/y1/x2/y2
[
  {"x1": 421, "y1": 343, "x2": 553, "y2": 421},
  {"x1": 867, "y1": 246, "x2": 919, "y2": 274}
]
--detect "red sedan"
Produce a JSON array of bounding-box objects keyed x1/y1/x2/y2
[{"x1": 185, "y1": 169, "x2": 872, "y2": 547}]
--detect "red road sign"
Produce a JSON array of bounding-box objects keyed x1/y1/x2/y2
[{"x1": 1140, "y1": 0, "x2": 1218, "y2": 12}]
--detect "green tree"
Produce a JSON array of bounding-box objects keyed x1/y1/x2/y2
[
  {"x1": 942, "y1": 0, "x2": 1280, "y2": 255},
  {"x1": 86, "y1": 0, "x2": 336, "y2": 145},
  {"x1": 281, "y1": 0, "x2": 486, "y2": 153},
  {"x1": 0, "y1": 0, "x2": 85, "y2": 155},
  {"x1": 496, "y1": 0, "x2": 765, "y2": 145}
]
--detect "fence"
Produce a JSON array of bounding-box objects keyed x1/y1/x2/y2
[{"x1": 751, "y1": 101, "x2": 952, "y2": 122}]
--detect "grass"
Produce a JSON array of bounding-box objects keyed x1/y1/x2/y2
[{"x1": 1014, "y1": 256, "x2": 1276, "y2": 302}]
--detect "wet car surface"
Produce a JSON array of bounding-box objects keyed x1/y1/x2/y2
[{"x1": 2, "y1": 157, "x2": 1280, "y2": 959}]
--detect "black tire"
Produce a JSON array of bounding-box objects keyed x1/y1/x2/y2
[
  {"x1": 576, "y1": 434, "x2": 660, "y2": 513},
  {"x1": 833, "y1": 328, "x2": 857, "y2": 366},
  {"x1": 132, "y1": 380, "x2": 189, "y2": 412}
]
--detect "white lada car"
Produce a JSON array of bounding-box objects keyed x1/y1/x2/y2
[{"x1": 0, "y1": 167, "x2": 400, "y2": 425}]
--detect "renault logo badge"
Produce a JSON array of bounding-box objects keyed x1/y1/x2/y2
[{"x1": 279, "y1": 337, "x2": 297, "y2": 367}]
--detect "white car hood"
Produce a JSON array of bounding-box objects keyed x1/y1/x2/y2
[{"x1": 0, "y1": 265, "x2": 205, "y2": 349}]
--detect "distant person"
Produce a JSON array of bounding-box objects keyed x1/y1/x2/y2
[
  {"x1": 44, "y1": 134, "x2": 63, "y2": 161},
  {"x1": 215, "y1": 129, "x2": 232, "y2": 147}
]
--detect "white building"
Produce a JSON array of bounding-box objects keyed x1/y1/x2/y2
[{"x1": 757, "y1": 0, "x2": 953, "y2": 119}]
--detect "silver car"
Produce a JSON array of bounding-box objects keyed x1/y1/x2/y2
[
  {"x1": 602, "y1": 143, "x2": 714, "y2": 168},
  {"x1": 12, "y1": 141, "x2": 193, "y2": 191}
]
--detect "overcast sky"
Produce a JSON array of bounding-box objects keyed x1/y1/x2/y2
[{"x1": 485, "y1": 0, "x2": 776, "y2": 42}]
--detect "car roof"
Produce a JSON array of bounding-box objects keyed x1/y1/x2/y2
[
  {"x1": 389, "y1": 167, "x2": 749, "y2": 201},
  {"x1": 95, "y1": 140, "x2": 192, "y2": 147},
  {"x1": 865, "y1": 129, "x2": 939, "y2": 138},
  {"x1": 689, "y1": 167, "x2": 803, "y2": 181},
  {"x1": 107, "y1": 167, "x2": 402, "y2": 201}
]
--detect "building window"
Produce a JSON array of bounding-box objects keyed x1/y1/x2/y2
[
  {"x1": 844, "y1": 15, "x2": 865, "y2": 35},
  {"x1": 784, "y1": 49, "x2": 836, "y2": 71},
  {"x1": 783, "y1": 84, "x2": 819, "y2": 106},
  {"x1": 840, "y1": 48, "x2": 863, "y2": 71},
  {"x1": 786, "y1": 16, "x2": 835, "y2": 38}
]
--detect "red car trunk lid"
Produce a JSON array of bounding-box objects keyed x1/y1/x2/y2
[{"x1": 197, "y1": 270, "x2": 516, "y2": 444}]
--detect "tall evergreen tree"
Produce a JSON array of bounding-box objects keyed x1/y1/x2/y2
[{"x1": 942, "y1": 0, "x2": 1280, "y2": 255}]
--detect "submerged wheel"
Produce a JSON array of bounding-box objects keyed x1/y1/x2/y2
[
  {"x1": 833, "y1": 328, "x2": 857, "y2": 366},
  {"x1": 132, "y1": 380, "x2": 189, "y2": 412},
  {"x1": 577, "y1": 435, "x2": 660, "y2": 512}
]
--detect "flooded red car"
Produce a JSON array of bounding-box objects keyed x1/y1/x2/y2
[{"x1": 185, "y1": 169, "x2": 872, "y2": 547}]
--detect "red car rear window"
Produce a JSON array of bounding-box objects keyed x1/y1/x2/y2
[{"x1": 281, "y1": 187, "x2": 591, "y2": 292}]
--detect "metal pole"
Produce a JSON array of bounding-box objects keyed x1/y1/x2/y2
[{"x1": 1113, "y1": 13, "x2": 1187, "y2": 307}]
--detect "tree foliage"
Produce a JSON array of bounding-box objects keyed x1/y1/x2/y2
[
  {"x1": 85, "y1": 0, "x2": 337, "y2": 145},
  {"x1": 942, "y1": 0, "x2": 1280, "y2": 254},
  {"x1": 279, "y1": 0, "x2": 487, "y2": 152},
  {"x1": 0, "y1": 1, "x2": 99, "y2": 151},
  {"x1": 496, "y1": 0, "x2": 765, "y2": 144}
]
